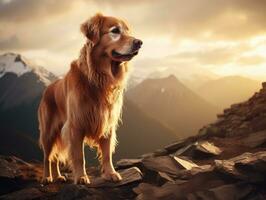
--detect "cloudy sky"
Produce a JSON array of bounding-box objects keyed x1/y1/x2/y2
[{"x1": 0, "y1": 0, "x2": 266, "y2": 81}]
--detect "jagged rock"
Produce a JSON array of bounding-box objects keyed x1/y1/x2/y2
[
  {"x1": 142, "y1": 156, "x2": 179, "y2": 176},
  {"x1": 133, "y1": 182, "x2": 181, "y2": 200},
  {"x1": 164, "y1": 138, "x2": 193, "y2": 153},
  {"x1": 116, "y1": 158, "x2": 142, "y2": 169},
  {"x1": 178, "y1": 164, "x2": 214, "y2": 179},
  {"x1": 188, "y1": 183, "x2": 253, "y2": 200},
  {"x1": 0, "y1": 188, "x2": 44, "y2": 200},
  {"x1": 208, "y1": 183, "x2": 253, "y2": 200},
  {"x1": 173, "y1": 156, "x2": 199, "y2": 170},
  {"x1": 241, "y1": 130, "x2": 266, "y2": 148},
  {"x1": 0, "y1": 156, "x2": 36, "y2": 179},
  {"x1": 156, "y1": 172, "x2": 175, "y2": 184},
  {"x1": 142, "y1": 155, "x2": 199, "y2": 179},
  {"x1": 90, "y1": 167, "x2": 143, "y2": 187},
  {"x1": 0, "y1": 156, "x2": 42, "y2": 195},
  {"x1": 251, "y1": 116, "x2": 266, "y2": 132},
  {"x1": 174, "y1": 141, "x2": 222, "y2": 159},
  {"x1": 215, "y1": 151, "x2": 266, "y2": 183}
]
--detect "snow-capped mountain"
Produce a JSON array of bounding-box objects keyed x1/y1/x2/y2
[
  {"x1": 0, "y1": 53, "x2": 57, "y2": 109},
  {"x1": 0, "y1": 53, "x2": 56, "y2": 85}
]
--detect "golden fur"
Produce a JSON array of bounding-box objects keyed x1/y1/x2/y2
[{"x1": 38, "y1": 13, "x2": 142, "y2": 184}]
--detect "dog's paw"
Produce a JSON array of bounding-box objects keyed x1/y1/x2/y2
[
  {"x1": 55, "y1": 175, "x2": 67, "y2": 183},
  {"x1": 102, "y1": 171, "x2": 122, "y2": 182},
  {"x1": 75, "y1": 175, "x2": 90, "y2": 185},
  {"x1": 42, "y1": 176, "x2": 53, "y2": 184}
]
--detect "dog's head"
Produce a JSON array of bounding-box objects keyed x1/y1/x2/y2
[{"x1": 81, "y1": 13, "x2": 142, "y2": 62}]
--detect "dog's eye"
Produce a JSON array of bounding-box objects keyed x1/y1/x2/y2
[{"x1": 111, "y1": 27, "x2": 121, "y2": 34}]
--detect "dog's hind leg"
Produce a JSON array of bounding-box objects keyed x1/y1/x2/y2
[
  {"x1": 51, "y1": 158, "x2": 66, "y2": 182},
  {"x1": 41, "y1": 139, "x2": 54, "y2": 184},
  {"x1": 61, "y1": 122, "x2": 89, "y2": 184},
  {"x1": 39, "y1": 105, "x2": 61, "y2": 184}
]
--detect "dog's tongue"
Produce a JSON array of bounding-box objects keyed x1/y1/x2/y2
[{"x1": 112, "y1": 50, "x2": 137, "y2": 59}]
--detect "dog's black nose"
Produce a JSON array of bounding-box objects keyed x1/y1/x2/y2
[{"x1": 133, "y1": 39, "x2": 143, "y2": 49}]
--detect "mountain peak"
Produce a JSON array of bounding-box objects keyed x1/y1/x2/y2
[
  {"x1": 0, "y1": 53, "x2": 31, "y2": 78},
  {"x1": 0, "y1": 52, "x2": 57, "y2": 85}
]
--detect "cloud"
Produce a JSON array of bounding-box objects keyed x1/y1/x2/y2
[
  {"x1": 0, "y1": 0, "x2": 266, "y2": 78},
  {"x1": 94, "y1": 0, "x2": 266, "y2": 40},
  {"x1": 0, "y1": 35, "x2": 20, "y2": 50},
  {"x1": 236, "y1": 55, "x2": 266, "y2": 66},
  {"x1": 0, "y1": 0, "x2": 79, "y2": 22},
  {"x1": 167, "y1": 43, "x2": 252, "y2": 66}
]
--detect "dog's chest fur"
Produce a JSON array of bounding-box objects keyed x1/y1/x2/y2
[
  {"x1": 71, "y1": 72, "x2": 124, "y2": 140},
  {"x1": 91, "y1": 86, "x2": 123, "y2": 138}
]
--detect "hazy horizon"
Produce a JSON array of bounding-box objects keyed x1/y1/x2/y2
[{"x1": 1, "y1": 0, "x2": 266, "y2": 81}]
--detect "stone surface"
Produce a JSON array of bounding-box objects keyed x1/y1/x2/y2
[
  {"x1": 0, "y1": 188, "x2": 44, "y2": 200},
  {"x1": 142, "y1": 156, "x2": 179, "y2": 176},
  {"x1": 175, "y1": 141, "x2": 222, "y2": 159},
  {"x1": 242, "y1": 130, "x2": 266, "y2": 148},
  {"x1": 116, "y1": 158, "x2": 142, "y2": 169},
  {"x1": 90, "y1": 167, "x2": 143, "y2": 187}
]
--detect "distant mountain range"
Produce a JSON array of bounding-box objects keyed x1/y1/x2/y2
[
  {"x1": 196, "y1": 76, "x2": 262, "y2": 111},
  {"x1": 0, "y1": 53, "x2": 176, "y2": 162},
  {"x1": 126, "y1": 75, "x2": 219, "y2": 138}
]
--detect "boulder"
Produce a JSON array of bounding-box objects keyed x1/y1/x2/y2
[
  {"x1": 164, "y1": 138, "x2": 191, "y2": 153},
  {"x1": 215, "y1": 151, "x2": 266, "y2": 183},
  {"x1": 175, "y1": 141, "x2": 222, "y2": 159},
  {"x1": 116, "y1": 158, "x2": 142, "y2": 169},
  {"x1": 142, "y1": 156, "x2": 179, "y2": 176},
  {"x1": 142, "y1": 155, "x2": 199, "y2": 179},
  {"x1": 89, "y1": 167, "x2": 143, "y2": 188}
]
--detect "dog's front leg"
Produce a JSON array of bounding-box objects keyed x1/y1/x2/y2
[
  {"x1": 67, "y1": 128, "x2": 90, "y2": 184},
  {"x1": 99, "y1": 133, "x2": 122, "y2": 182}
]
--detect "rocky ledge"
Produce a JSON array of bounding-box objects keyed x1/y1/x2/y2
[{"x1": 1, "y1": 83, "x2": 266, "y2": 200}]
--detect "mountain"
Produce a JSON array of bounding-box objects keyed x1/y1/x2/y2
[
  {"x1": 1, "y1": 82, "x2": 266, "y2": 199},
  {"x1": 196, "y1": 76, "x2": 261, "y2": 111},
  {"x1": 0, "y1": 53, "x2": 57, "y2": 109},
  {"x1": 147, "y1": 66, "x2": 219, "y2": 90},
  {"x1": 127, "y1": 75, "x2": 219, "y2": 138},
  {"x1": 0, "y1": 53, "x2": 176, "y2": 162},
  {"x1": 0, "y1": 53, "x2": 57, "y2": 160}
]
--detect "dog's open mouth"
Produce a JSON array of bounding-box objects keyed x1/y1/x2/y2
[{"x1": 111, "y1": 50, "x2": 138, "y2": 60}]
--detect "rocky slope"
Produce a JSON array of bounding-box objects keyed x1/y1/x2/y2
[{"x1": 1, "y1": 83, "x2": 266, "y2": 199}]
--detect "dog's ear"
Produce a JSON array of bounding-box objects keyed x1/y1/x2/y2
[{"x1": 81, "y1": 13, "x2": 104, "y2": 44}]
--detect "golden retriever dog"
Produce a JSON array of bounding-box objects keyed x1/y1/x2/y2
[{"x1": 38, "y1": 13, "x2": 142, "y2": 184}]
